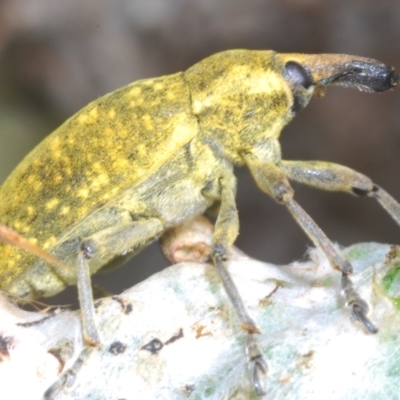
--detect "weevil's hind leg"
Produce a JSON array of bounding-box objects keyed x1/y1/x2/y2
[
  {"x1": 44, "y1": 347, "x2": 94, "y2": 400},
  {"x1": 77, "y1": 218, "x2": 163, "y2": 345},
  {"x1": 46, "y1": 218, "x2": 163, "y2": 399},
  {"x1": 280, "y1": 160, "x2": 400, "y2": 228},
  {"x1": 76, "y1": 248, "x2": 101, "y2": 346},
  {"x1": 209, "y1": 172, "x2": 267, "y2": 396},
  {"x1": 245, "y1": 157, "x2": 378, "y2": 334}
]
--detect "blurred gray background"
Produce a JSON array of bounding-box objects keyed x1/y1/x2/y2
[{"x1": 0, "y1": 0, "x2": 399, "y2": 303}]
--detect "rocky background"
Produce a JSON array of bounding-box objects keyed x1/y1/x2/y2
[{"x1": 0, "y1": 0, "x2": 399, "y2": 302}]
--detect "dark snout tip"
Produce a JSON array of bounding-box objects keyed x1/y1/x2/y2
[
  {"x1": 327, "y1": 61, "x2": 399, "y2": 93},
  {"x1": 372, "y1": 66, "x2": 398, "y2": 92}
]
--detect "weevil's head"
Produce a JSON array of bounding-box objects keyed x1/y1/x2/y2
[
  {"x1": 280, "y1": 52, "x2": 398, "y2": 114},
  {"x1": 184, "y1": 50, "x2": 398, "y2": 164}
]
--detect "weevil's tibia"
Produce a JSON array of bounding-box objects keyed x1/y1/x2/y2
[
  {"x1": 77, "y1": 251, "x2": 101, "y2": 346},
  {"x1": 373, "y1": 186, "x2": 400, "y2": 227},
  {"x1": 245, "y1": 158, "x2": 376, "y2": 333},
  {"x1": 212, "y1": 247, "x2": 260, "y2": 333},
  {"x1": 210, "y1": 172, "x2": 267, "y2": 395},
  {"x1": 284, "y1": 203, "x2": 377, "y2": 333},
  {"x1": 75, "y1": 218, "x2": 163, "y2": 345},
  {"x1": 44, "y1": 347, "x2": 94, "y2": 400},
  {"x1": 284, "y1": 198, "x2": 353, "y2": 273}
]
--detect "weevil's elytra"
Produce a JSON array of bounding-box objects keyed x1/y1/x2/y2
[
  {"x1": 0, "y1": 72, "x2": 202, "y2": 295},
  {"x1": 0, "y1": 49, "x2": 399, "y2": 397}
]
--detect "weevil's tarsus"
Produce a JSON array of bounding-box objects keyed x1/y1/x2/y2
[
  {"x1": 77, "y1": 252, "x2": 101, "y2": 346},
  {"x1": 246, "y1": 334, "x2": 268, "y2": 397},
  {"x1": 341, "y1": 273, "x2": 378, "y2": 334},
  {"x1": 44, "y1": 347, "x2": 94, "y2": 400}
]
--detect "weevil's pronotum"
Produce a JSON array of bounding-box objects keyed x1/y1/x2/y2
[{"x1": 0, "y1": 49, "x2": 399, "y2": 396}]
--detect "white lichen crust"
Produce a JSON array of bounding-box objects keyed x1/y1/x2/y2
[{"x1": 0, "y1": 242, "x2": 399, "y2": 400}]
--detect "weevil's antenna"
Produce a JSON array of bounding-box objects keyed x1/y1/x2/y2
[{"x1": 0, "y1": 222, "x2": 70, "y2": 271}]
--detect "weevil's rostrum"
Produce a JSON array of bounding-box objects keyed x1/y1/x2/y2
[{"x1": 0, "y1": 50, "x2": 399, "y2": 397}]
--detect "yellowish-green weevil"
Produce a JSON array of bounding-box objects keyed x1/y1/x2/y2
[{"x1": 0, "y1": 49, "x2": 399, "y2": 397}]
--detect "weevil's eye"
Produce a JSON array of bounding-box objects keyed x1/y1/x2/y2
[
  {"x1": 284, "y1": 61, "x2": 313, "y2": 89},
  {"x1": 284, "y1": 61, "x2": 314, "y2": 114}
]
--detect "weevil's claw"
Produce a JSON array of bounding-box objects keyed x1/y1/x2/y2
[
  {"x1": 341, "y1": 273, "x2": 378, "y2": 334},
  {"x1": 246, "y1": 334, "x2": 268, "y2": 397},
  {"x1": 348, "y1": 301, "x2": 379, "y2": 334}
]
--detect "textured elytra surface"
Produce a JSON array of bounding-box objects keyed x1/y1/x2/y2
[
  {"x1": 0, "y1": 72, "x2": 195, "y2": 284},
  {"x1": 0, "y1": 242, "x2": 399, "y2": 400}
]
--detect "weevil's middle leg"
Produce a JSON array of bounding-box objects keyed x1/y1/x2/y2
[
  {"x1": 245, "y1": 158, "x2": 377, "y2": 334},
  {"x1": 210, "y1": 173, "x2": 267, "y2": 396}
]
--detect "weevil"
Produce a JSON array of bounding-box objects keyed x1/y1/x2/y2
[{"x1": 0, "y1": 49, "x2": 399, "y2": 397}]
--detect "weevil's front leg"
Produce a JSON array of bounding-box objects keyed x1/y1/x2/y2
[
  {"x1": 280, "y1": 160, "x2": 400, "y2": 227},
  {"x1": 245, "y1": 157, "x2": 378, "y2": 334},
  {"x1": 209, "y1": 172, "x2": 267, "y2": 396},
  {"x1": 45, "y1": 218, "x2": 163, "y2": 399}
]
